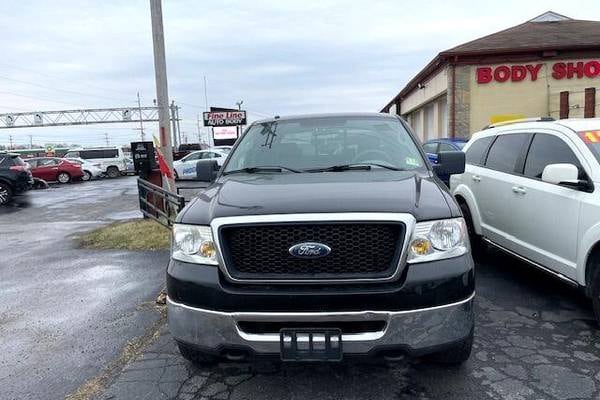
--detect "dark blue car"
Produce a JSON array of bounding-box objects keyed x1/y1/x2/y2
[{"x1": 423, "y1": 138, "x2": 468, "y2": 185}]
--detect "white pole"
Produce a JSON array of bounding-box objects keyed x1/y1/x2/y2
[
  {"x1": 203, "y1": 75, "x2": 214, "y2": 147},
  {"x1": 149, "y1": 0, "x2": 175, "y2": 191},
  {"x1": 137, "y1": 92, "x2": 145, "y2": 141}
]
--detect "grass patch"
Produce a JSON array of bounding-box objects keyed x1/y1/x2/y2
[{"x1": 78, "y1": 219, "x2": 170, "y2": 251}]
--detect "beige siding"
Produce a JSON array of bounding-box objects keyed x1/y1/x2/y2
[{"x1": 401, "y1": 67, "x2": 449, "y2": 114}]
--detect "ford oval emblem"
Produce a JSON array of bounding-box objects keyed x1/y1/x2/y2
[{"x1": 289, "y1": 242, "x2": 331, "y2": 259}]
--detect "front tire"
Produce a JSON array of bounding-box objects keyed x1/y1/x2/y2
[
  {"x1": 177, "y1": 342, "x2": 218, "y2": 365},
  {"x1": 106, "y1": 166, "x2": 120, "y2": 178},
  {"x1": 0, "y1": 182, "x2": 13, "y2": 205},
  {"x1": 82, "y1": 170, "x2": 92, "y2": 181},
  {"x1": 589, "y1": 258, "x2": 600, "y2": 325},
  {"x1": 459, "y1": 201, "x2": 485, "y2": 260},
  {"x1": 57, "y1": 172, "x2": 71, "y2": 184}
]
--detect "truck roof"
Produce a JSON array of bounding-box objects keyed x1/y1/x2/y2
[{"x1": 252, "y1": 112, "x2": 397, "y2": 124}]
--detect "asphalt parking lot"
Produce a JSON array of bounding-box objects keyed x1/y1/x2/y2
[
  {"x1": 1, "y1": 178, "x2": 599, "y2": 400},
  {"x1": 96, "y1": 249, "x2": 600, "y2": 400},
  {"x1": 0, "y1": 177, "x2": 169, "y2": 400}
]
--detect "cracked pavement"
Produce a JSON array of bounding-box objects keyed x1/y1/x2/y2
[
  {"x1": 2, "y1": 177, "x2": 599, "y2": 399},
  {"x1": 0, "y1": 177, "x2": 168, "y2": 400},
  {"x1": 97, "y1": 248, "x2": 600, "y2": 400}
]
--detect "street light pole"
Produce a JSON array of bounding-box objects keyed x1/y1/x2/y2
[{"x1": 149, "y1": 0, "x2": 175, "y2": 191}]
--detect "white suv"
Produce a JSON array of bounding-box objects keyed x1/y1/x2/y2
[{"x1": 450, "y1": 118, "x2": 600, "y2": 321}]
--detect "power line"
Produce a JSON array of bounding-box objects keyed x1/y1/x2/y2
[
  {"x1": 0, "y1": 75, "x2": 131, "y2": 102},
  {"x1": 0, "y1": 62, "x2": 136, "y2": 98},
  {"x1": 0, "y1": 90, "x2": 82, "y2": 107}
]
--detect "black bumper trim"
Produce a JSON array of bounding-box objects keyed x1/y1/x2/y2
[{"x1": 167, "y1": 254, "x2": 474, "y2": 312}]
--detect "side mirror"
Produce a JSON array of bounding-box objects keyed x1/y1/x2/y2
[
  {"x1": 542, "y1": 163, "x2": 592, "y2": 191},
  {"x1": 433, "y1": 151, "x2": 465, "y2": 176},
  {"x1": 196, "y1": 159, "x2": 219, "y2": 182},
  {"x1": 542, "y1": 163, "x2": 577, "y2": 184}
]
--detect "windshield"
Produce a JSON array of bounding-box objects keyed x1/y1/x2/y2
[
  {"x1": 455, "y1": 142, "x2": 467, "y2": 149},
  {"x1": 579, "y1": 130, "x2": 600, "y2": 163},
  {"x1": 224, "y1": 116, "x2": 425, "y2": 173}
]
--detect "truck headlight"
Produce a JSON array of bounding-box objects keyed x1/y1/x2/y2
[
  {"x1": 172, "y1": 224, "x2": 218, "y2": 265},
  {"x1": 407, "y1": 218, "x2": 468, "y2": 263}
]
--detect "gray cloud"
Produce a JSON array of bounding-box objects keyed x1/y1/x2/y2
[{"x1": 1, "y1": 0, "x2": 599, "y2": 147}]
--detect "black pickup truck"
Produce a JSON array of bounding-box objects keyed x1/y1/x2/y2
[{"x1": 167, "y1": 113, "x2": 474, "y2": 364}]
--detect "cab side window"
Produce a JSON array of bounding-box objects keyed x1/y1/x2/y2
[
  {"x1": 439, "y1": 143, "x2": 455, "y2": 152},
  {"x1": 465, "y1": 136, "x2": 493, "y2": 165},
  {"x1": 524, "y1": 134, "x2": 584, "y2": 180},
  {"x1": 38, "y1": 158, "x2": 58, "y2": 167},
  {"x1": 423, "y1": 142, "x2": 438, "y2": 154},
  {"x1": 485, "y1": 133, "x2": 529, "y2": 174},
  {"x1": 185, "y1": 153, "x2": 201, "y2": 162}
]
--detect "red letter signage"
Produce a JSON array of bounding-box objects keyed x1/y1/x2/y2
[
  {"x1": 477, "y1": 61, "x2": 600, "y2": 84},
  {"x1": 476, "y1": 67, "x2": 493, "y2": 84}
]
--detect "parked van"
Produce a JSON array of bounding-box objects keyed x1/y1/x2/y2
[{"x1": 64, "y1": 147, "x2": 127, "y2": 178}]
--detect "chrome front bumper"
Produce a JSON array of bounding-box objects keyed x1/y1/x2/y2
[{"x1": 167, "y1": 293, "x2": 474, "y2": 356}]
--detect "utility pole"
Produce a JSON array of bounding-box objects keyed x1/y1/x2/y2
[
  {"x1": 103, "y1": 132, "x2": 110, "y2": 146},
  {"x1": 196, "y1": 114, "x2": 202, "y2": 143},
  {"x1": 28, "y1": 135, "x2": 33, "y2": 149},
  {"x1": 170, "y1": 100, "x2": 178, "y2": 149},
  {"x1": 137, "y1": 92, "x2": 145, "y2": 141},
  {"x1": 9, "y1": 134, "x2": 13, "y2": 150},
  {"x1": 150, "y1": 0, "x2": 175, "y2": 191},
  {"x1": 236, "y1": 100, "x2": 244, "y2": 139},
  {"x1": 203, "y1": 75, "x2": 213, "y2": 147},
  {"x1": 176, "y1": 105, "x2": 182, "y2": 146}
]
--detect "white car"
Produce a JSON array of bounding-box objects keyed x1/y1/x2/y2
[
  {"x1": 450, "y1": 117, "x2": 600, "y2": 321},
  {"x1": 64, "y1": 147, "x2": 128, "y2": 178},
  {"x1": 173, "y1": 149, "x2": 228, "y2": 180},
  {"x1": 211, "y1": 145, "x2": 232, "y2": 154},
  {"x1": 65, "y1": 158, "x2": 103, "y2": 181}
]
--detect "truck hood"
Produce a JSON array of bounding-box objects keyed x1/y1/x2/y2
[{"x1": 178, "y1": 170, "x2": 459, "y2": 225}]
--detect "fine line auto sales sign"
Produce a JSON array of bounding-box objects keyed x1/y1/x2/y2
[{"x1": 203, "y1": 111, "x2": 247, "y2": 127}]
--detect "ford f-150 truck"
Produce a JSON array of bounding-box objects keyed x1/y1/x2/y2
[{"x1": 167, "y1": 113, "x2": 474, "y2": 364}]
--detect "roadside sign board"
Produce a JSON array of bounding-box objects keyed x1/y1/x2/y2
[
  {"x1": 213, "y1": 126, "x2": 238, "y2": 140},
  {"x1": 203, "y1": 111, "x2": 246, "y2": 127}
]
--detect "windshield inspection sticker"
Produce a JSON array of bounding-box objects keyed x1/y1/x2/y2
[{"x1": 405, "y1": 157, "x2": 419, "y2": 166}]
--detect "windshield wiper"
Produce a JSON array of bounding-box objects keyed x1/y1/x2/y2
[
  {"x1": 223, "y1": 165, "x2": 302, "y2": 175},
  {"x1": 306, "y1": 163, "x2": 405, "y2": 173}
]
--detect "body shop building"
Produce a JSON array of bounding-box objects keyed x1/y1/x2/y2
[{"x1": 381, "y1": 11, "x2": 600, "y2": 140}]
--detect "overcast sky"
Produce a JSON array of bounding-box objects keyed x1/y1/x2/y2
[{"x1": 1, "y1": 0, "x2": 600, "y2": 148}]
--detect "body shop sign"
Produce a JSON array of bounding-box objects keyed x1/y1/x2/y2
[
  {"x1": 476, "y1": 60, "x2": 600, "y2": 84},
  {"x1": 203, "y1": 111, "x2": 246, "y2": 127}
]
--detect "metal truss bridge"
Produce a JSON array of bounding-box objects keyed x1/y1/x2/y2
[{"x1": 0, "y1": 107, "x2": 160, "y2": 129}]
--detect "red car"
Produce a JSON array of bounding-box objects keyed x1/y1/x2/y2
[{"x1": 24, "y1": 157, "x2": 84, "y2": 183}]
